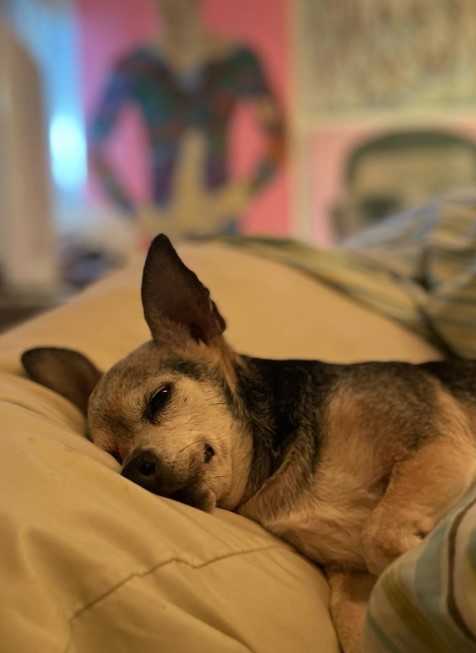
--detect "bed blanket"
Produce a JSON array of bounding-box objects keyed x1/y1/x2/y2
[{"x1": 223, "y1": 189, "x2": 476, "y2": 358}]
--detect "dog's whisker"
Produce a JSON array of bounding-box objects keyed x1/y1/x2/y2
[{"x1": 177, "y1": 439, "x2": 203, "y2": 453}]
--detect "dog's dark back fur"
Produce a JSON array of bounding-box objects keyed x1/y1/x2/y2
[{"x1": 229, "y1": 356, "x2": 476, "y2": 510}]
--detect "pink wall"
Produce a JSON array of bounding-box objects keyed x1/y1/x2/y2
[
  {"x1": 310, "y1": 120, "x2": 476, "y2": 244},
  {"x1": 310, "y1": 127, "x2": 377, "y2": 243},
  {"x1": 77, "y1": 0, "x2": 290, "y2": 236}
]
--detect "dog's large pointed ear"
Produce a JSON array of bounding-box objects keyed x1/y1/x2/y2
[
  {"x1": 21, "y1": 347, "x2": 102, "y2": 416},
  {"x1": 141, "y1": 234, "x2": 226, "y2": 345}
]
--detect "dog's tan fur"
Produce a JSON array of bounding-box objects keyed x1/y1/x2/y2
[
  {"x1": 21, "y1": 235, "x2": 476, "y2": 653},
  {"x1": 240, "y1": 376, "x2": 476, "y2": 573},
  {"x1": 88, "y1": 341, "x2": 251, "y2": 511}
]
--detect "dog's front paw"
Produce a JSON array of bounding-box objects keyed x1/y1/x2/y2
[{"x1": 362, "y1": 520, "x2": 423, "y2": 576}]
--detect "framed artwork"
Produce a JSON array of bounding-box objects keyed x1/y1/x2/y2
[
  {"x1": 291, "y1": 0, "x2": 476, "y2": 242},
  {"x1": 296, "y1": 0, "x2": 476, "y2": 122},
  {"x1": 80, "y1": 0, "x2": 289, "y2": 241}
]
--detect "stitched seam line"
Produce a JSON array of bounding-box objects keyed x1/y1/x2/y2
[{"x1": 63, "y1": 543, "x2": 283, "y2": 653}]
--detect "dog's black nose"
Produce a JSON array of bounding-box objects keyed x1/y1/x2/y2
[
  {"x1": 122, "y1": 448, "x2": 211, "y2": 510},
  {"x1": 121, "y1": 449, "x2": 160, "y2": 491},
  {"x1": 121, "y1": 449, "x2": 182, "y2": 496}
]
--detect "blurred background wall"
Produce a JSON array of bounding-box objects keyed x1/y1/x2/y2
[{"x1": 2, "y1": 0, "x2": 476, "y2": 300}]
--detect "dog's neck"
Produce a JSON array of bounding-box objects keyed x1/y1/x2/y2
[{"x1": 233, "y1": 356, "x2": 337, "y2": 513}]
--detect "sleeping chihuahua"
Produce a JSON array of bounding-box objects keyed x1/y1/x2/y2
[{"x1": 22, "y1": 234, "x2": 476, "y2": 653}]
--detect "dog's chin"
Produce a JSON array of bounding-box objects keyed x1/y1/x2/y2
[
  {"x1": 168, "y1": 486, "x2": 216, "y2": 512},
  {"x1": 200, "y1": 490, "x2": 217, "y2": 512}
]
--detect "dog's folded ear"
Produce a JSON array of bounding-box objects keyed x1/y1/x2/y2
[
  {"x1": 21, "y1": 347, "x2": 102, "y2": 416},
  {"x1": 142, "y1": 234, "x2": 227, "y2": 345}
]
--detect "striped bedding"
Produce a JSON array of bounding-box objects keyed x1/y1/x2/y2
[
  {"x1": 223, "y1": 188, "x2": 476, "y2": 357},
  {"x1": 362, "y1": 484, "x2": 476, "y2": 652}
]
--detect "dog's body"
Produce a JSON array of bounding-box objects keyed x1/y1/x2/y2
[{"x1": 22, "y1": 235, "x2": 476, "y2": 653}]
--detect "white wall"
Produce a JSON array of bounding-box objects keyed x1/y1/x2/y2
[{"x1": 0, "y1": 21, "x2": 58, "y2": 294}]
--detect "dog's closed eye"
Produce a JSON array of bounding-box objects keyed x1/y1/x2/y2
[{"x1": 145, "y1": 384, "x2": 172, "y2": 422}]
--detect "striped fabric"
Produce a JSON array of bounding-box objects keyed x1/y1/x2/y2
[
  {"x1": 222, "y1": 188, "x2": 476, "y2": 357},
  {"x1": 362, "y1": 484, "x2": 476, "y2": 653}
]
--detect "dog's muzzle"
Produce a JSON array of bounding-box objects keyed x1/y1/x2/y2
[
  {"x1": 122, "y1": 449, "x2": 180, "y2": 495},
  {"x1": 121, "y1": 448, "x2": 211, "y2": 509}
]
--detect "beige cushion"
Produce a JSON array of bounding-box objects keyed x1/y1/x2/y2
[{"x1": 0, "y1": 242, "x2": 438, "y2": 653}]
